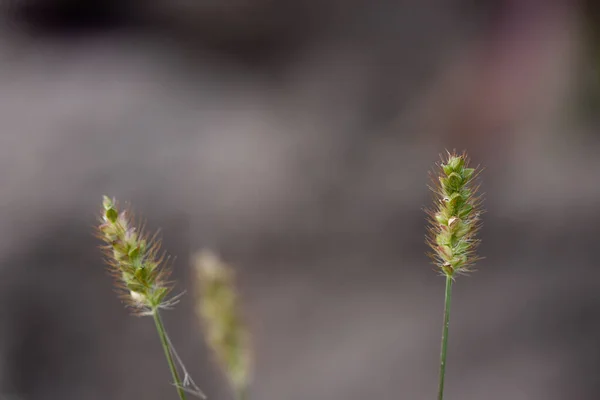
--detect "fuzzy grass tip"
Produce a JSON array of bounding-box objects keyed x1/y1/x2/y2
[
  {"x1": 426, "y1": 151, "x2": 483, "y2": 277},
  {"x1": 97, "y1": 196, "x2": 174, "y2": 315}
]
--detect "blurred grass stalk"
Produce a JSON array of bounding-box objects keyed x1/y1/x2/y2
[
  {"x1": 194, "y1": 250, "x2": 252, "y2": 400},
  {"x1": 426, "y1": 152, "x2": 482, "y2": 400}
]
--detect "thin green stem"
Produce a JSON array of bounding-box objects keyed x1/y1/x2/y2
[
  {"x1": 235, "y1": 387, "x2": 248, "y2": 400},
  {"x1": 152, "y1": 309, "x2": 187, "y2": 400},
  {"x1": 437, "y1": 276, "x2": 453, "y2": 400}
]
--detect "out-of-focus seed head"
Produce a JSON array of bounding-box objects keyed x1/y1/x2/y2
[
  {"x1": 426, "y1": 151, "x2": 483, "y2": 277},
  {"x1": 194, "y1": 250, "x2": 252, "y2": 395}
]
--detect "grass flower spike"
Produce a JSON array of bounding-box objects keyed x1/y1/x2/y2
[
  {"x1": 98, "y1": 196, "x2": 172, "y2": 314},
  {"x1": 195, "y1": 250, "x2": 252, "y2": 400},
  {"x1": 97, "y1": 196, "x2": 204, "y2": 400},
  {"x1": 426, "y1": 151, "x2": 483, "y2": 400},
  {"x1": 427, "y1": 151, "x2": 482, "y2": 277}
]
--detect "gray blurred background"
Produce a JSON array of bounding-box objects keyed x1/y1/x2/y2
[{"x1": 0, "y1": 0, "x2": 599, "y2": 399}]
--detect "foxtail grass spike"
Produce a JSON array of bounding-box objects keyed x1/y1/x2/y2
[
  {"x1": 194, "y1": 250, "x2": 252, "y2": 400},
  {"x1": 97, "y1": 196, "x2": 192, "y2": 400},
  {"x1": 426, "y1": 151, "x2": 482, "y2": 277},
  {"x1": 426, "y1": 151, "x2": 483, "y2": 400},
  {"x1": 97, "y1": 195, "x2": 173, "y2": 314}
]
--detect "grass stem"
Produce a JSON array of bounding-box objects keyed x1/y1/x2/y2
[
  {"x1": 235, "y1": 387, "x2": 248, "y2": 400},
  {"x1": 153, "y1": 309, "x2": 187, "y2": 400},
  {"x1": 437, "y1": 276, "x2": 453, "y2": 400}
]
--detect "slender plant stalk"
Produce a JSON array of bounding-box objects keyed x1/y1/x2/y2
[
  {"x1": 97, "y1": 196, "x2": 205, "y2": 399},
  {"x1": 426, "y1": 151, "x2": 483, "y2": 400},
  {"x1": 152, "y1": 308, "x2": 187, "y2": 400},
  {"x1": 437, "y1": 276, "x2": 453, "y2": 400},
  {"x1": 235, "y1": 387, "x2": 248, "y2": 400}
]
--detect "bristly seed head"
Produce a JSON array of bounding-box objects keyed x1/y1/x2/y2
[
  {"x1": 97, "y1": 196, "x2": 173, "y2": 315},
  {"x1": 426, "y1": 151, "x2": 483, "y2": 277}
]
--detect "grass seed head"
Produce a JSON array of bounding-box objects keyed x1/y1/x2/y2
[
  {"x1": 426, "y1": 151, "x2": 483, "y2": 277},
  {"x1": 97, "y1": 196, "x2": 173, "y2": 314}
]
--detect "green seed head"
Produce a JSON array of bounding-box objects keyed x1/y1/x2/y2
[
  {"x1": 194, "y1": 250, "x2": 252, "y2": 395},
  {"x1": 97, "y1": 196, "x2": 173, "y2": 314},
  {"x1": 427, "y1": 151, "x2": 483, "y2": 277}
]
